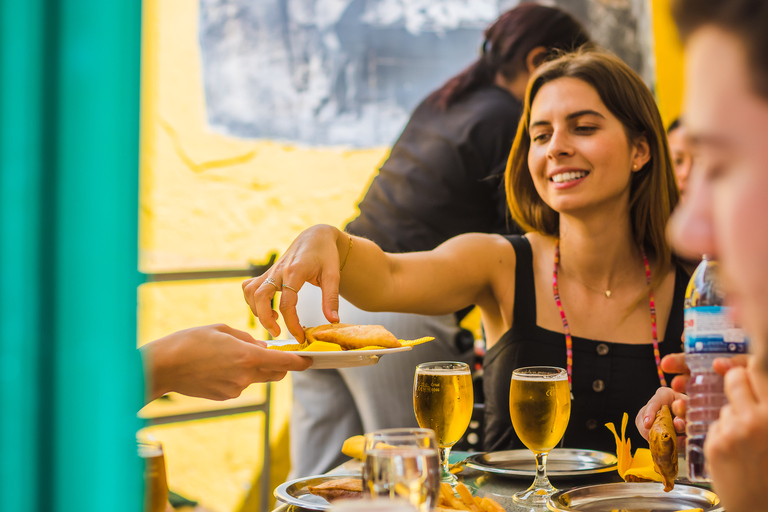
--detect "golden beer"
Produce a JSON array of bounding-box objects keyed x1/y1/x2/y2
[
  {"x1": 509, "y1": 373, "x2": 571, "y2": 454},
  {"x1": 138, "y1": 440, "x2": 169, "y2": 512},
  {"x1": 413, "y1": 369, "x2": 473, "y2": 448}
]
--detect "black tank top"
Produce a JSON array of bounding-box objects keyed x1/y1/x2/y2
[{"x1": 482, "y1": 236, "x2": 688, "y2": 453}]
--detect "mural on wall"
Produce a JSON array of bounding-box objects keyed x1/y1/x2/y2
[{"x1": 199, "y1": 0, "x2": 652, "y2": 148}]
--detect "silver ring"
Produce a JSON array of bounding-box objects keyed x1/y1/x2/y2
[
  {"x1": 264, "y1": 277, "x2": 280, "y2": 291},
  {"x1": 282, "y1": 284, "x2": 299, "y2": 293}
]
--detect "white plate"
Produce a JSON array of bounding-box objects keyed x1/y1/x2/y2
[
  {"x1": 274, "y1": 474, "x2": 361, "y2": 510},
  {"x1": 267, "y1": 340, "x2": 412, "y2": 369}
]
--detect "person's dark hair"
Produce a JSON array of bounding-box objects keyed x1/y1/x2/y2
[
  {"x1": 672, "y1": 0, "x2": 768, "y2": 99},
  {"x1": 667, "y1": 117, "x2": 682, "y2": 134},
  {"x1": 427, "y1": 3, "x2": 591, "y2": 109},
  {"x1": 505, "y1": 49, "x2": 679, "y2": 291}
]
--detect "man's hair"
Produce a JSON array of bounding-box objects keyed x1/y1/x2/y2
[
  {"x1": 504, "y1": 50, "x2": 679, "y2": 291},
  {"x1": 672, "y1": 0, "x2": 768, "y2": 99}
]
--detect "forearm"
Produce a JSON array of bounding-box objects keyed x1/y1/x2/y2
[
  {"x1": 339, "y1": 231, "x2": 498, "y2": 316},
  {"x1": 139, "y1": 340, "x2": 173, "y2": 404}
]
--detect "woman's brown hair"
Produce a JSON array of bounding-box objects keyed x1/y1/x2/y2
[{"x1": 504, "y1": 50, "x2": 680, "y2": 287}]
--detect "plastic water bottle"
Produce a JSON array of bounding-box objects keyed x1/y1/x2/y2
[{"x1": 683, "y1": 255, "x2": 748, "y2": 481}]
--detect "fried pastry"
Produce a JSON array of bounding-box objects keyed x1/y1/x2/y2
[
  {"x1": 308, "y1": 323, "x2": 401, "y2": 350},
  {"x1": 307, "y1": 478, "x2": 362, "y2": 502},
  {"x1": 649, "y1": 405, "x2": 678, "y2": 492}
]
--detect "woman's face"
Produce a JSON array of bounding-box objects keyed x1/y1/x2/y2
[
  {"x1": 668, "y1": 125, "x2": 694, "y2": 197},
  {"x1": 670, "y1": 26, "x2": 768, "y2": 361},
  {"x1": 527, "y1": 77, "x2": 649, "y2": 216}
]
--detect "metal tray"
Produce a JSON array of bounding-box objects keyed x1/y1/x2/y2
[
  {"x1": 547, "y1": 482, "x2": 723, "y2": 511},
  {"x1": 274, "y1": 474, "x2": 361, "y2": 511},
  {"x1": 463, "y1": 448, "x2": 617, "y2": 477}
]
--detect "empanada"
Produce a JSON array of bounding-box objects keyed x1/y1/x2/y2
[
  {"x1": 307, "y1": 323, "x2": 401, "y2": 350},
  {"x1": 307, "y1": 478, "x2": 362, "y2": 502},
  {"x1": 649, "y1": 405, "x2": 678, "y2": 492}
]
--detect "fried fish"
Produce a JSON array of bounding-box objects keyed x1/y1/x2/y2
[
  {"x1": 305, "y1": 323, "x2": 401, "y2": 350},
  {"x1": 649, "y1": 405, "x2": 678, "y2": 492},
  {"x1": 307, "y1": 478, "x2": 363, "y2": 502}
]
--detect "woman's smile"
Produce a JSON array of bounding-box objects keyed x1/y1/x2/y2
[{"x1": 549, "y1": 168, "x2": 591, "y2": 188}]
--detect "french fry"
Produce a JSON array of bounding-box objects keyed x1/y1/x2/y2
[
  {"x1": 435, "y1": 482, "x2": 505, "y2": 512},
  {"x1": 481, "y1": 496, "x2": 505, "y2": 512},
  {"x1": 439, "y1": 483, "x2": 455, "y2": 502},
  {"x1": 455, "y1": 483, "x2": 480, "y2": 512}
]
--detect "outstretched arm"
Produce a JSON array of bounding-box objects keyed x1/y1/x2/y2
[{"x1": 242, "y1": 224, "x2": 510, "y2": 341}]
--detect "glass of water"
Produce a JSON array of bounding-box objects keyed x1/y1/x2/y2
[{"x1": 362, "y1": 428, "x2": 440, "y2": 512}]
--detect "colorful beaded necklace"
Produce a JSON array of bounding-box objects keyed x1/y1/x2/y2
[{"x1": 552, "y1": 239, "x2": 667, "y2": 397}]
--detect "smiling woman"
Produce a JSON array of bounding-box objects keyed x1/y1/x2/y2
[{"x1": 242, "y1": 49, "x2": 689, "y2": 457}]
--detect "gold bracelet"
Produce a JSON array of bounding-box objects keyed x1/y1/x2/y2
[{"x1": 339, "y1": 234, "x2": 353, "y2": 272}]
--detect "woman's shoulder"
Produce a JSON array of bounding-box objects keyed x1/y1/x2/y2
[{"x1": 447, "y1": 232, "x2": 519, "y2": 259}]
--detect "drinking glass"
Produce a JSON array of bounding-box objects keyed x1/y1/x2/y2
[
  {"x1": 362, "y1": 428, "x2": 440, "y2": 512},
  {"x1": 509, "y1": 366, "x2": 571, "y2": 505},
  {"x1": 138, "y1": 436, "x2": 169, "y2": 512},
  {"x1": 413, "y1": 361, "x2": 473, "y2": 486}
]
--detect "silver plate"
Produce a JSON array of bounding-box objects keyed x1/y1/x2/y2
[
  {"x1": 463, "y1": 448, "x2": 617, "y2": 477},
  {"x1": 274, "y1": 474, "x2": 361, "y2": 511},
  {"x1": 547, "y1": 482, "x2": 723, "y2": 511}
]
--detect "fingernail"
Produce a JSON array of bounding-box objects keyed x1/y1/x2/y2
[
  {"x1": 644, "y1": 416, "x2": 651, "y2": 427},
  {"x1": 331, "y1": 310, "x2": 339, "y2": 323}
]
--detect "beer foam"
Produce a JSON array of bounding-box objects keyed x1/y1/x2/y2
[
  {"x1": 417, "y1": 368, "x2": 470, "y2": 376},
  {"x1": 512, "y1": 371, "x2": 568, "y2": 381}
]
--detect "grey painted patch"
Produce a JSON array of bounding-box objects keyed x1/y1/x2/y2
[{"x1": 198, "y1": 0, "x2": 652, "y2": 147}]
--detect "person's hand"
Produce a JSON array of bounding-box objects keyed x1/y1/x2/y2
[
  {"x1": 636, "y1": 387, "x2": 688, "y2": 441},
  {"x1": 661, "y1": 352, "x2": 690, "y2": 393},
  {"x1": 637, "y1": 353, "x2": 750, "y2": 440},
  {"x1": 140, "y1": 324, "x2": 311, "y2": 403},
  {"x1": 664, "y1": 351, "x2": 750, "y2": 392},
  {"x1": 705, "y1": 360, "x2": 768, "y2": 512},
  {"x1": 242, "y1": 225, "x2": 349, "y2": 341}
]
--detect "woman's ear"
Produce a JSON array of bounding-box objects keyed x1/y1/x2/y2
[
  {"x1": 632, "y1": 135, "x2": 651, "y2": 172},
  {"x1": 526, "y1": 46, "x2": 549, "y2": 72}
]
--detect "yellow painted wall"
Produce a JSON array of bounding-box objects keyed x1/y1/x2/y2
[
  {"x1": 138, "y1": 0, "x2": 387, "y2": 511},
  {"x1": 651, "y1": 0, "x2": 685, "y2": 128}
]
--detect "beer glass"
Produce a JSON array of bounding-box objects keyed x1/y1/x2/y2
[
  {"x1": 413, "y1": 361, "x2": 473, "y2": 485},
  {"x1": 509, "y1": 366, "x2": 571, "y2": 505},
  {"x1": 138, "y1": 437, "x2": 169, "y2": 512},
  {"x1": 362, "y1": 428, "x2": 440, "y2": 512}
]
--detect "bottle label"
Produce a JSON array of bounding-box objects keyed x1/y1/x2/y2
[{"x1": 684, "y1": 306, "x2": 748, "y2": 354}]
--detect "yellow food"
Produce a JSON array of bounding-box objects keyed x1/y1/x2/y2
[
  {"x1": 437, "y1": 483, "x2": 504, "y2": 512},
  {"x1": 649, "y1": 405, "x2": 678, "y2": 492},
  {"x1": 266, "y1": 323, "x2": 434, "y2": 352},
  {"x1": 312, "y1": 323, "x2": 401, "y2": 349},
  {"x1": 303, "y1": 340, "x2": 343, "y2": 352},
  {"x1": 606, "y1": 413, "x2": 664, "y2": 484},
  {"x1": 341, "y1": 435, "x2": 365, "y2": 460}
]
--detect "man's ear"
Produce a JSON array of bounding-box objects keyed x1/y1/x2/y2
[
  {"x1": 526, "y1": 46, "x2": 549, "y2": 72},
  {"x1": 632, "y1": 135, "x2": 651, "y2": 172}
]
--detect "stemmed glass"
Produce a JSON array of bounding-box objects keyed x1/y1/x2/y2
[
  {"x1": 509, "y1": 366, "x2": 571, "y2": 505},
  {"x1": 362, "y1": 428, "x2": 440, "y2": 512},
  {"x1": 413, "y1": 361, "x2": 473, "y2": 486}
]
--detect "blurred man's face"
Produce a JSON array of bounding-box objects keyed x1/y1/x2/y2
[{"x1": 669, "y1": 26, "x2": 768, "y2": 366}]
